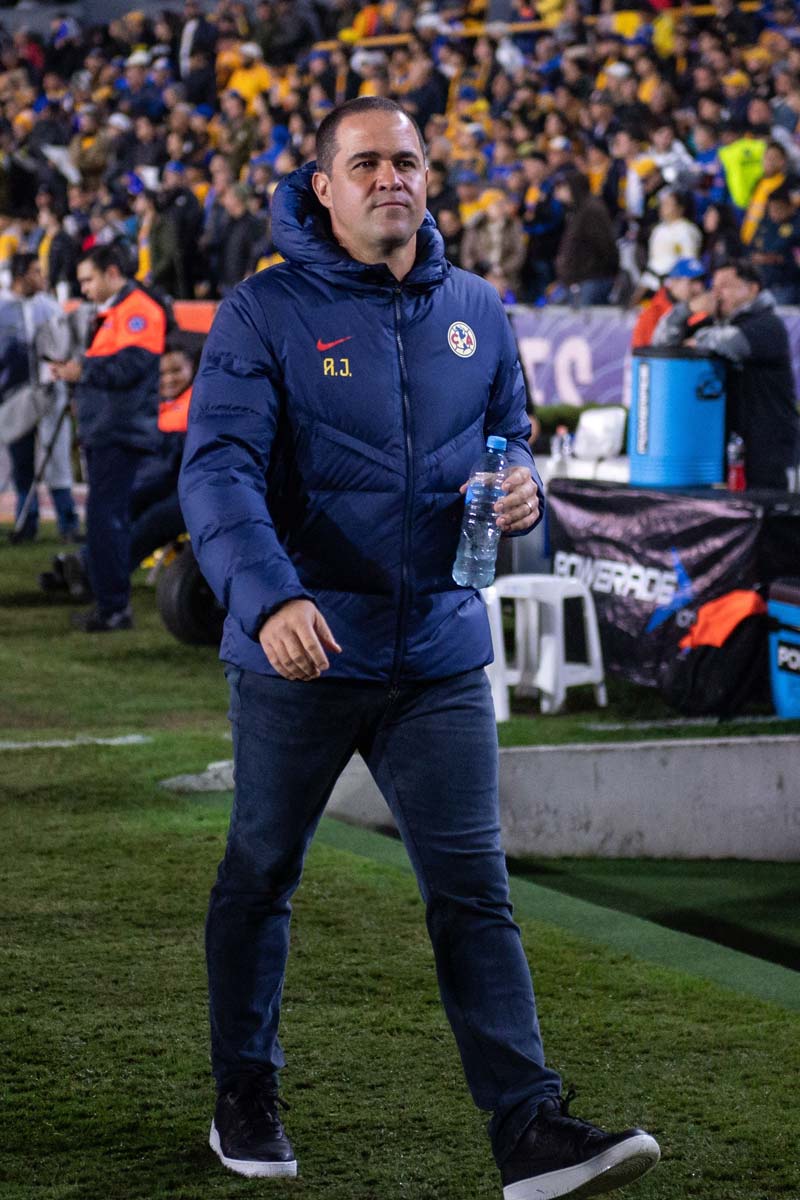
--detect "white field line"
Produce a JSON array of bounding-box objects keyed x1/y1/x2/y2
[{"x1": 0, "y1": 734, "x2": 153, "y2": 751}]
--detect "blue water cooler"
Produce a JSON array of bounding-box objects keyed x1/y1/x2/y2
[
  {"x1": 628, "y1": 347, "x2": 726, "y2": 487},
  {"x1": 767, "y1": 579, "x2": 800, "y2": 718}
]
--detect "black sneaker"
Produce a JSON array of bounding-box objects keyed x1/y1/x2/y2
[
  {"x1": 501, "y1": 1092, "x2": 660, "y2": 1199},
  {"x1": 209, "y1": 1076, "x2": 297, "y2": 1179},
  {"x1": 71, "y1": 606, "x2": 133, "y2": 632},
  {"x1": 60, "y1": 554, "x2": 93, "y2": 602}
]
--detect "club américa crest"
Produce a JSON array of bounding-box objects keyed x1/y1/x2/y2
[{"x1": 448, "y1": 321, "x2": 477, "y2": 358}]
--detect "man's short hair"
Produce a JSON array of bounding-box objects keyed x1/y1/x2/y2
[
  {"x1": 79, "y1": 244, "x2": 127, "y2": 276},
  {"x1": 10, "y1": 252, "x2": 37, "y2": 281},
  {"x1": 315, "y1": 97, "x2": 426, "y2": 176},
  {"x1": 717, "y1": 259, "x2": 763, "y2": 288}
]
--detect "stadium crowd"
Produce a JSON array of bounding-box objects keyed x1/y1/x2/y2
[{"x1": 0, "y1": 0, "x2": 799, "y2": 307}]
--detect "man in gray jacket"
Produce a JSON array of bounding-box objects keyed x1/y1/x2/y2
[{"x1": 0, "y1": 253, "x2": 77, "y2": 541}]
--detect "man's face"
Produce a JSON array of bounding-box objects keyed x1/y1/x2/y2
[
  {"x1": 763, "y1": 146, "x2": 786, "y2": 177},
  {"x1": 77, "y1": 262, "x2": 118, "y2": 304},
  {"x1": 18, "y1": 262, "x2": 43, "y2": 296},
  {"x1": 160, "y1": 350, "x2": 193, "y2": 400},
  {"x1": 312, "y1": 110, "x2": 427, "y2": 264},
  {"x1": 713, "y1": 267, "x2": 758, "y2": 316}
]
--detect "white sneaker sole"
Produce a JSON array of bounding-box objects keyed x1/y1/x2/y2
[
  {"x1": 503, "y1": 1132, "x2": 661, "y2": 1200},
  {"x1": 209, "y1": 1120, "x2": 298, "y2": 1178}
]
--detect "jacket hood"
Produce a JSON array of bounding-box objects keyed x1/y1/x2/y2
[{"x1": 270, "y1": 161, "x2": 448, "y2": 290}]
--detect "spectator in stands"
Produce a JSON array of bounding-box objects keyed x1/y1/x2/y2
[
  {"x1": 133, "y1": 187, "x2": 182, "y2": 297},
  {"x1": 701, "y1": 201, "x2": 743, "y2": 272},
  {"x1": 553, "y1": 170, "x2": 619, "y2": 305},
  {"x1": 159, "y1": 161, "x2": 203, "y2": 298},
  {"x1": 461, "y1": 193, "x2": 526, "y2": 296},
  {"x1": 178, "y1": 0, "x2": 217, "y2": 81},
  {"x1": 0, "y1": 0, "x2": 794, "y2": 317},
  {"x1": 50, "y1": 245, "x2": 166, "y2": 631},
  {"x1": 425, "y1": 159, "x2": 458, "y2": 224},
  {"x1": 640, "y1": 189, "x2": 702, "y2": 294},
  {"x1": 36, "y1": 206, "x2": 79, "y2": 300},
  {"x1": 654, "y1": 259, "x2": 800, "y2": 488},
  {"x1": 218, "y1": 183, "x2": 264, "y2": 294},
  {"x1": 740, "y1": 141, "x2": 799, "y2": 244},
  {"x1": 648, "y1": 117, "x2": 696, "y2": 188},
  {"x1": 436, "y1": 207, "x2": 463, "y2": 266},
  {"x1": 68, "y1": 107, "x2": 113, "y2": 193},
  {"x1": 718, "y1": 121, "x2": 767, "y2": 212},
  {"x1": 749, "y1": 187, "x2": 800, "y2": 305},
  {"x1": 688, "y1": 121, "x2": 728, "y2": 222}
]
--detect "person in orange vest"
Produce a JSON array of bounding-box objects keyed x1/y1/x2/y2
[
  {"x1": 128, "y1": 332, "x2": 198, "y2": 568},
  {"x1": 50, "y1": 244, "x2": 167, "y2": 631},
  {"x1": 631, "y1": 256, "x2": 708, "y2": 348}
]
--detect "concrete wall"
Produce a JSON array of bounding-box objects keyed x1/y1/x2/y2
[{"x1": 327, "y1": 737, "x2": 800, "y2": 861}]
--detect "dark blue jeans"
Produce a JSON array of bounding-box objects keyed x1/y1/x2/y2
[
  {"x1": 208, "y1": 666, "x2": 562, "y2": 1164},
  {"x1": 84, "y1": 443, "x2": 143, "y2": 615}
]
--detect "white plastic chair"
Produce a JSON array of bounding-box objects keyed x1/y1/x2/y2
[{"x1": 487, "y1": 574, "x2": 608, "y2": 715}]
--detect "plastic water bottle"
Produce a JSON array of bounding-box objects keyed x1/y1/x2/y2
[
  {"x1": 726, "y1": 432, "x2": 746, "y2": 491},
  {"x1": 452, "y1": 436, "x2": 508, "y2": 588},
  {"x1": 550, "y1": 423, "x2": 573, "y2": 476}
]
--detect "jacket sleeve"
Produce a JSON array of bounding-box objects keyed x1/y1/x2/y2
[
  {"x1": 652, "y1": 301, "x2": 691, "y2": 346},
  {"x1": 484, "y1": 302, "x2": 543, "y2": 534},
  {"x1": 178, "y1": 285, "x2": 313, "y2": 640},
  {"x1": 692, "y1": 323, "x2": 751, "y2": 363},
  {"x1": 80, "y1": 345, "x2": 158, "y2": 391}
]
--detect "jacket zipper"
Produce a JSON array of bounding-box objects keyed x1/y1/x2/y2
[{"x1": 390, "y1": 285, "x2": 414, "y2": 688}]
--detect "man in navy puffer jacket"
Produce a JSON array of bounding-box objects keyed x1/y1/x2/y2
[{"x1": 179, "y1": 98, "x2": 660, "y2": 1200}]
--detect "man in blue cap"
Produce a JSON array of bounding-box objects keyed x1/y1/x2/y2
[
  {"x1": 650, "y1": 257, "x2": 713, "y2": 346},
  {"x1": 632, "y1": 256, "x2": 709, "y2": 348}
]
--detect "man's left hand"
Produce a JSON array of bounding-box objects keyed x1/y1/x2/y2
[
  {"x1": 460, "y1": 466, "x2": 540, "y2": 532},
  {"x1": 49, "y1": 359, "x2": 82, "y2": 383}
]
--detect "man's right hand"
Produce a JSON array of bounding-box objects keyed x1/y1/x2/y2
[
  {"x1": 258, "y1": 599, "x2": 342, "y2": 681},
  {"x1": 689, "y1": 290, "x2": 717, "y2": 316}
]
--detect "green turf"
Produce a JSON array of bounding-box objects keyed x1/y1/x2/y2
[
  {"x1": 319, "y1": 822, "x2": 800, "y2": 1014},
  {"x1": 508, "y1": 857, "x2": 800, "y2": 973},
  {"x1": 1, "y1": 532, "x2": 799, "y2": 1199},
  {"x1": 2, "y1": 769, "x2": 799, "y2": 1200}
]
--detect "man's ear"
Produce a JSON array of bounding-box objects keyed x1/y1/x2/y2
[{"x1": 312, "y1": 170, "x2": 332, "y2": 211}]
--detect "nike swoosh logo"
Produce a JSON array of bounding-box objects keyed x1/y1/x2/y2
[{"x1": 316, "y1": 336, "x2": 353, "y2": 352}]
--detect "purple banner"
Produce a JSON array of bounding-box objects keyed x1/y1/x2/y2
[{"x1": 508, "y1": 305, "x2": 800, "y2": 409}]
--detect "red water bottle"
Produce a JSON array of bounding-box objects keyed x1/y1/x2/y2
[{"x1": 727, "y1": 432, "x2": 746, "y2": 491}]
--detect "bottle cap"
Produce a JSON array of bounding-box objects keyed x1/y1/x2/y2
[{"x1": 487, "y1": 435, "x2": 507, "y2": 451}]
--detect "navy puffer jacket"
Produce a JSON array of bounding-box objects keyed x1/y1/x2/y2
[{"x1": 179, "y1": 163, "x2": 542, "y2": 681}]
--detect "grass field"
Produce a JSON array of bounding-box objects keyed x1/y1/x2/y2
[{"x1": 2, "y1": 533, "x2": 799, "y2": 1200}]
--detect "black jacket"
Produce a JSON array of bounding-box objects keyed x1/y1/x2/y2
[
  {"x1": 218, "y1": 212, "x2": 266, "y2": 294},
  {"x1": 75, "y1": 283, "x2": 166, "y2": 451},
  {"x1": 555, "y1": 179, "x2": 619, "y2": 285}
]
